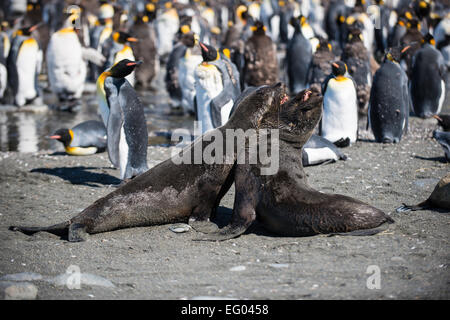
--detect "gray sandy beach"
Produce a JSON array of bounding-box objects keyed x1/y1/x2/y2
[{"x1": 0, "y1": 112, "x2": 448, "y2": 300}]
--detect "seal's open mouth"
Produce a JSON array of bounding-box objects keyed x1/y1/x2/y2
[{"x1": 280, "y1": 94, "x2": 289, "y2": 105}]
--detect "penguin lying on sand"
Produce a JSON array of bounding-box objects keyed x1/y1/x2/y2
[
  {"x1": 433, "y1": 130, "x2": 450, "y2": 162},
  {"x1": 302, "y1": 134, "x2": 347, "y2": 166},
  {"x1": 96, "y1": 59, "x2": 149, "y2": 180},
  {"x1": 433, "y1": 114, "x2": 450, "y2": 131},
  {"x1": 49, "y1": 120, "x2": 107, "y2": 156}
]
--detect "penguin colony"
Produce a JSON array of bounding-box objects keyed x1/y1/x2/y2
[{"x1": 0, "y1": 1, "x2": 448, "y2": 181}]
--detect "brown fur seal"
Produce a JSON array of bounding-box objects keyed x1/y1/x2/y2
[
  {"x1": 196, "y1": 86, "x2": 394, "y2": 241},
  {"x1": 397, "y1": 174, "x2": 450, "y2": 212},
  {"x1": 9, "y1": 83, "x2": 292, "y2": 242}
]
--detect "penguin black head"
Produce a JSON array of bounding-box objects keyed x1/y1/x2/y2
[
  {"x1": 331, "y1": 61, "x2": 347, "y2": 77},
  {"x1": 347, "y1": 28, "x2": 363, "y2": 43},
  {"x1": 49, "y1": 128, "x2": 72, "y2": 147},
  {"x1": 250, "y1": 20, "x2": 266, "y2": 35},
  {"x1": 180, "y1": 32, "x2": 197, "y2": 48},
  {"x1": 406, "y1": 18, "x2": 421, "y2": 31},
  {"x1": 112, "y1": 31, "x2": 138, "y2": 44},
  {"x1": 199, "y1": 42, "x2": 218, "y2": 62},
  {"x1": 422, "y1": 33, "x2": 435, "y2": 46},
  {"x1": 16, "y1": 24, "x2": 40, "y2": 36},
  {"x1": 108, "y1": 59, "x2": 142, "y2": 78},
  {"x1": 316, "y1": 37, "x2": 333, "y2": 52},
  {"x1": 385, "y1": 46, "x2": 410, "y2": 63}
]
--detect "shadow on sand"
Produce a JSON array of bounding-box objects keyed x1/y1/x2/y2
[{"x1": 30, "y1": 166, "x2": 121, "y2": 187}]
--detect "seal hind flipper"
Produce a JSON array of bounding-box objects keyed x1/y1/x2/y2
[
  {"x1": 396, "y1": 201, "x2": 430, "y2": 212},
  {"x1": 193, "y1": 223, "x2": 250, "y2": 241},
  {"x1": 327, "y1": 221, "x2": 393, "y2": 237},
  {"x1": 188, "y1": 219, "x2": 219, "y2": 234}
]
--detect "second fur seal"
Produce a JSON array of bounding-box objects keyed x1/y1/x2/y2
[{"x1": 196, "y1": 86, "x2": 393, "y2": 241}]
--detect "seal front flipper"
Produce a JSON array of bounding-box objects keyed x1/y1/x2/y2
[
  {"x1": 396, "y1": 201, "x2": 430, "y2": 212},
  {"x1": 327, "y1": 221, "x2": 393, "y2": 237},
  {"x1": 189, "y1": 219, "x2": 219, "y2": 234},
  {"x1": 68, "y1": 223, "x2": 89, "y2": 242}
]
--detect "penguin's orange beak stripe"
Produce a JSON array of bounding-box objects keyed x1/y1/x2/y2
[
  {"x1": 433, "y1": 115, "x2": 442, "y2": 121},
  {"x1": 127, "y1": 37, "x2": 138, "y2": 42},
  {"x1": 199, "y1": 42, "x2": 209, "y2": 52},
  {"x1": 401, "y1": 46, "x2": 410, "y2": 53},
  {"x1": 127, "y1": 62, "x2": 137, "y2": 66},
  {"x1": 49, "y1": 135, "x2": 61, "y2": 139},
  {"x1": 29, "y1": 23, "x2": 41, "y2": 32},
  {"x1": 332, "y1": 62, "x2": 339, "y2": 68}
]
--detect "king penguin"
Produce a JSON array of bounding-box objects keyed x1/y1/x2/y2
[
  {"x1": 178, "y1": 32, "x2": 202, "y2": 115},
  {"x1": 96, "y1": 59, "x2": 149, "y2": 180},
  {"x1": 368, "y1": 46, "x2": 410, "y2": 143},
  {"x1": 46, "y1": 9, "x2": 86, "y2": 110},
  {"x1": 49, "y1": 120, "x2": 107, "y2": 156},
  {"x1": 410, "y1": 34, "x2": 446, "y2": 118},
  {"x1": 320, "y1": 61, "x2": 358, "y2": 147},
  {"x1": 0, "y1": 23, "x2": 9, "y2": 100},
  {"x1": 7, "y1": 24, "x2": 43, "y2": 107},
  {"x1": 194, "y1": 42, "x2": 241, "y2": 133},
  {"x1": 103, "y1": 31, "x2": 138, "y2": 86},
  {"x1": 287, "y1": 17, "x2": 312, "y2": 94}
]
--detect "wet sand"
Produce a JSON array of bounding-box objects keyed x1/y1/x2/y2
[{"x1": 0, "y1": 111, "x2": 448, "y2": 300}]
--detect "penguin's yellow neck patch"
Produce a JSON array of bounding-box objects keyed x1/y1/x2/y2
[
  {"x1": 334, "y1": 75, "x2": 349, "y2": 82},
  {"x1": 58, "y1": 28, "x2": 75, "y2": 34},
  {"x1": 97, "y1": 71, "x2": 112, "y2": 100}
]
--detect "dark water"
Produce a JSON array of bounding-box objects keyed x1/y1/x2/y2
[{"x1": 0, "y1": 78, "x2": 195, "y2": 153}]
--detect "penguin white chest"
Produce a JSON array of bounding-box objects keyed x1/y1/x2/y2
[
  {"x1": 322, "y1": 78, "x2": 358, "y2": 144},
  {"x1": 16, "y1": 39, "x2": 40, "y2": 106},
  {"x1": 195, "y1": 64, "x2": 223, "y2": 133}
]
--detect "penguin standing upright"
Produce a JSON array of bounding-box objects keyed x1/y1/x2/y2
[
  {"x1": 49, "y1": 120, "x2": 107, "y2": 156},
  {"x1": 307, "y1": 37, "x2": 336, "y2": 92},
  {"x1": 165, "y1": 24, "x2": 191, "y2": 108},
  {"x1": 0, "y1": 23, "x2": 9, "y2": 99},
  {"x1": 369, "y1": 47, "x2": 410, "y2": 143},
  {"x1": 129, "y1": 5, "x2": 158, "y2": 90},
  {"x1": 320, "y1": 61, "x2": 358, "y2": 147},
  {"x1": 400, "y1": 18, "x2": 424, "y2": 75},
  {"x1": 342, "y1": 28, "x2": 372, "y2": 113},
  {"x1": 243, "y1": 20, "x2": 278, "y2": 87},
  {"x1": 88, "y1": 2, "x2": 114, "y2": 81},
  {"x1": 433, "y1": 130, "x2": 450, "y2": 162},
  {"x1": 102, "y1": 31, "x2": 138, "y2": 86},
  {"x1": 96, "y1": 59, "x2": 148, "y2": 180},
  {"x1": 155, "y1": 2, "x2": 180, "y2": 63},
  {"x1": 194, "y1": 42, "x2": 241, "y2": 133},
  {"x1": 46, "y1": 9, "x2": 87, "y2": 110},
  {"x1": 287, "y1": 17, "x2": 312, "y2": 94},
  {"x1": 7, "y1": 24, "x2": 43, "y2": 107},
  {"x1": 410, "y1": 34, "x2": 446, "y2": 118},
  {"x1": 178, "y1": 32, "x2": 202, "y2": 115}
]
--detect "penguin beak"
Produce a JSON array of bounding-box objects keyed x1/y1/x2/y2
[
  {"x1": 433, "y1": 115, "x2": 442, "y2": 122},
  {"x1": 28, "y1": 22, "x2": 42, "y2": 32},
  {"x1": 401, "y1": 45, "x2": 410, "y2": 53},
  {"x1": 126, "y1": 61, "x2": 142, "y2": 66},
  {"x1": 332, "y1": 62, "x2": 339, "y2": 68},
  {"x1": 48, "y1": 135, "x2": 61, "y2": 140},
  {"x1": 199, "y1": 42, "x2": 209, "y2": 52},
  {"x1": 127, "y1": 37, "x2": 139, "y2": 42}
]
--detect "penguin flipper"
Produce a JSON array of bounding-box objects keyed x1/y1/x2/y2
[{"x1": 105, "y1": 79, "x2": 123, "y2": 168}]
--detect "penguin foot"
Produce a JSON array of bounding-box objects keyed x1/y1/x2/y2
[{"x1": 333, "y1": 138, "x2": 351, "y2": 148}]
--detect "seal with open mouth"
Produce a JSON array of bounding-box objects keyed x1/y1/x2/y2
[{"x1": 196, "y1": 86, "x2": 394, "y2": 241}]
